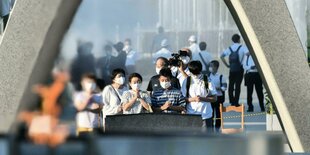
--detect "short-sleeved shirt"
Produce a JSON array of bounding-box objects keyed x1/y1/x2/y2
[
  {"x1": 147, "y1": 75, "x2": 181, "y2": 92},
  {"x1": 74, "y1": 92, "x2": 103, "y2": 128},
  {"x1": 221, "y1": 43, "x2": 248, "y2": 63},
  {"x1": 121, "y1": 90, "x2": 152, "y2": 114},
  {"x1": 176, "y1": 68, "x2": 191, "y2": 87},
  {"x1": 181, "y1": 75, "x2": 217, "y2": 119},
  {"x1": 192, "y1": 51, "x2": 213, "y2": 72},
  {"x1": 209, "y1": 73, "x2": 227, "y2": 96},
  {"x1": 151, "y1": 88, "x2": 186, "y2": 113}
]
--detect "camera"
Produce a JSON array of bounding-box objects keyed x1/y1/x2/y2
[{"x1": 168, "y1": 50, "x2": 189, "y2": 67}]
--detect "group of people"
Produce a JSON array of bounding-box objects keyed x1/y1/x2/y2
[{"x1": 72, "y1": 33, "x2": 265, "y2": 136}]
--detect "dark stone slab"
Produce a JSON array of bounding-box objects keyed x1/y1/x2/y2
[{"x1": 105, "y1": 113, "x2": 203, "y2": 132}]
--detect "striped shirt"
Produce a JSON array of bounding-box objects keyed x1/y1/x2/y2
[{"x1": 151, "y1": 88, "x2": 186, "y2": 113}]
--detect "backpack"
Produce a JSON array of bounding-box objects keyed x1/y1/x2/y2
[
  {"x1": 185, "y1": 75, "x2": 209, "y2": 98},
  {"x1": 228, "y1": 45, "x2": 242, "y2": 72}
]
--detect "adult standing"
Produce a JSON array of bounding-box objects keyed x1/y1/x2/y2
[{"x1": 220, "y1": 34, "x2": 247, "y2": 106}]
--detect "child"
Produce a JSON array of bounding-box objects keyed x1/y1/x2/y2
[{"x1": 208, "y1": 60, "x2": 228, "y2": 131}]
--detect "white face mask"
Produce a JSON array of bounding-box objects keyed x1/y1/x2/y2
[
  {"x1": 131, "y1": 83, "x2": 141, "y2": 91},
  {"x1": 181, "y1": 56, "x2": 190, "y2": 65},
  {"x1": 115, "y1": 77, "x2": 125, "y2": 85},
  {"x1": 155, "y1": 67, "x2": 162, "y2": 75},
  {"x1": 160, "y1": 81, "x2": 171, "y2": 89},
  {"x1": 84, "y1": 82, "x2": 96, "y2": 92}
]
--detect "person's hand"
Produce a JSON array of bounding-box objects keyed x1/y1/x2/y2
[
  {"x1": 192, "y1": 96, "x2": 202, "y2": 102},
  {"x1": 90, "y1": 103, "x2": 100, "y2": 110},
  {"x1": 161, "y1": 101, "x2": 172, "y2": 110},
  {"x1": 134, "y1": 90, "x2": 141, "y2": 99}
]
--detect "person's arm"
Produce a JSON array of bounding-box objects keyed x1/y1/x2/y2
[
  {"x1": 220, "y1": 50, "x2": 230, "y2": 68},
  {"x1": 87, "y1": 102, "x2": 103, "y2": 113},
  {"x1": 122, "y1": 92, "x2": 138, "y2": 111},
  {"x1": 199, "y1": 95, "x2": 217, "y2": 103},
  {"x1": 73, "y1": 93, "x2": 91, "y2": 111},
  {"x1": 178, "y1": 63, "x2": 189, "y2": 78},
  {"x1": 152, "y1": 101, "x2": 171, "y2": 113}
]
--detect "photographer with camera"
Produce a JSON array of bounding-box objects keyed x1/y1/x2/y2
[{"x1": 169, "y1": 48, "x2": 192, "y2": 87}]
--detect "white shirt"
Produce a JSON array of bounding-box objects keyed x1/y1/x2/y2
[
  {"x1": 153, "y1": 48, "x2": 171, "y2": 62},
  {"x1": 189, "y1": 43, "x2": 201, "y2": 54},
  {"x1": 121, "y1": 90, "x2": 152, "y2": 114},
  {"x1": 221, "y1": 43, "x2": 248, "y2": 63},
  {"x1": 209, "y1": 73, "x2": 227, "y2": 96},
  {"x1": 125, "y1": 50, "x2": 139, "y2": 66},
  {"x1": 101, "y1": 85, "x2": 128, "y2": 125},
  {"x1": 192, "y1": 51, "x2": 213, "y2": 71},
  {"x1": 181, "y1": 75, "x2": 217, "y2": 119},
  {"x1": 74, "y1": 92, "x2": 103, "y2": 128},
  {"x1": 243, "y1": 55, "x2": 258, "y2": 73},
  {"x1": 176, "y1": 68, "x2": 191, "y2": 87}
]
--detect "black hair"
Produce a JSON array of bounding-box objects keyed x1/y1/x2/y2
[
  {"x1": 210, "y1": 60, "x2": 220, "y2": 68},
  {"x1": 128, "y1": 73, "x2": 143, "y2": 83},
  {"x1": 113, "y1": 42, "x2": 124, "y2": 52},
  {"x1": 232, "y1": 34, "x2": 241, "y2": 43},
  {"x1": 156, "y1": 57, "x2": 169, "y2": 67},
  {"x1": 81, "y1": 73, "x2": 97, "y2": 81},
  {"x1": 188, "y1": 61, "x2": 202, "y2": 75},
  {"x1": 159, "y1": 67, "x2": 172, "y2": 79},
  {"x1": 199, "y1": 42, "x2": 207, "y2": 51},
  {"x1": 111, "y1": 68, "x2": 126, "y2": 81}
]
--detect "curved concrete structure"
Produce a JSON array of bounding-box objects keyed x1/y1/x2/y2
[{"x1": 225, "y1": 0, "x2": 310, "y2": 152}]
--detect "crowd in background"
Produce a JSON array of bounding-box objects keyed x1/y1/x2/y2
[{"x1": 67, "y1": 32, "x2": 264, "y2": 135}]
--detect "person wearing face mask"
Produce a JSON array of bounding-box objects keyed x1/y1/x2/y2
[
  {"x1": 101, "y1": 69, "x2": 128, "y2": 128},
  {"x1": 181, "y1": 61, "x2": 217, "y2": 132},
  {"x1": 73, "y1": 74, "x2": 103, "y2": 136},
  {"x1": 147, "y1": 57, "x2": 181, "y2": 95},
  {"x1": 151, "y1": 68, "x2": 186, "y2": 113},
  {"x1": 123, "y1": 38, "x2": 139, "y2": 74},
  {"x1": 208, "y1": 60, "x2": 227, "y2": 131},
  {"x1": 121, "y1": 73, "x2": 152, "y2": 114},
  {"x1": 175, "y1": 48, "x2": 192, "y2": 87}
]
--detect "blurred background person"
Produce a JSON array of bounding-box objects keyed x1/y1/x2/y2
[
  {"x1": 73, "y1": 74, "x2": 103, "y2": 136},
  {"x1": 96, "y1": 44, "x2": 113, "y2": 85},
  {"x1": 175, "y1": 48, "x2": 192, "y2": 87},
  {"x1": 152, "y1": 39, "x2": 171, "y2": 62},
  {"x1": 123, "y1": 38, "x2": 139, "y2": 74},
  {"x1": 188, "y1": 35, "x2": 200, "y2": 54},
  {"x1": 192, "y1": 41, "x2": 213, "y2": 75},
  {"x1": 112, "y1": 41, "x2": 127, "y2": 71},
  {"x1": 151, "y1": 26, "x2": 168, "y2": 55},
  {"x1": 122, "y1": 73, "x2": 152, "y2": 114},
  {"x1": 70, "y1": 41, "x2": 96, "y2": 90}
]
